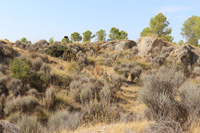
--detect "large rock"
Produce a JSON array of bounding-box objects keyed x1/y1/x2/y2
[
  {"x1": 169, "y1": 44, "x2": 198, "y2": 66},
  {"x1": 115, "y1": 40, "x2": 136, "y2": 51},
  {"x1": 137, "y1": 36, "x2": 168, "y2": 58},
  {"x1": 0, "y1": 120, "x2": 21, "y2": 133}
]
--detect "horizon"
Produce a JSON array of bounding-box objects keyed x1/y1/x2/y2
[{"x1": 0, "y1": 0, "x2": 200, "y2": 43}]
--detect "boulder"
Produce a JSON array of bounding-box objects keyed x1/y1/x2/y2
[
  {"x1": 115, "y1": 40, "x2": 136, "y2": 51},
  {"x1": 137, "y1": 36, "x2": 168, "y2": 58},
  {"x1": 0, "y1": 120, "x2": 21, "y2": 133},
  {"x1": 169, "y1": 44, "x2": 198, "y2": 66}
]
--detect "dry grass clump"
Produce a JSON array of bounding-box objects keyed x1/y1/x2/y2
[
  {"x1": 16, "y1": 115, "x2": 43, "y2": 133},
  {"x1": 81, "y1": 99, "x2": 120, "y2": 125},
  {"x1": 48, "y1": 111, "x2": 80, "y2": 132}
]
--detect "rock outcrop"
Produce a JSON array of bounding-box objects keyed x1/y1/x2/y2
[
  {"x1": 137, "y1": 36, "x2": 168, "y2": 58},
  {"x1": 115, "y1": 40, "x2": 136, "y2": 51},
  {"x1": 0, "y1": 120, "x2": 21, "y2": 133},
  {"x1": 169, "y1": 44, "x2": 198, "y2": 66}
]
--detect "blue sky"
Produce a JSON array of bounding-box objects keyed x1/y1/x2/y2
[{"x1": 0, "y1": 0, "x2": 199, "y2": 43}]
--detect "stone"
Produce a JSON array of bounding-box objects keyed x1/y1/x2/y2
[
  {"x1": 137, "y1": 36, "x2": 168, "y2": 58},
  {"x1": 0, "y1": 120, "x2": 21, "y2": 133},
  {"x1": 115, "y1": 40, "x2": 136, "y2": 51}
]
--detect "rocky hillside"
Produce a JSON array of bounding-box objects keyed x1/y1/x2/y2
[{"x1": 1, "y1": 36, "x2": 200, "y2": 133}]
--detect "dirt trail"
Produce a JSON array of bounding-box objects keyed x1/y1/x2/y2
[{"x1": 102, "y1": 66, "x2": 146, "y2": 113}]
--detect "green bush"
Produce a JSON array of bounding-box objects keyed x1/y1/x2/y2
[
  {"x1": 9, "y1": 58, "x2": 30, "y2": 81},
  {"x1": 45, "y1": 44, "x2": 67, "y2": 57}
]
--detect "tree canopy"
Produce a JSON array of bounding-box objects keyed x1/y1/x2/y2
[
  {"x1": 70, "y1": 32, "x2": 82, "y2": 42},
  {"x1": 140, "y1": 13, "x2": 173, "y2": 42},
  {"x1": 96, "y1": 29, "x2": 106, "y2": 42},
  {"x1": 83, "y1": 30, "x2": 93, "y2": 42},
  {"x1": 49, "y1": 37, "x2": 54, "y2": 45},
  {"x1": 181, "y1": 16, "x2": 200, "y2": 46},
  {"x1": 109, "y1": 27, "x2": 128, "y2": 40},
  {"x1": 21, "y1": 37, "x2": 27, "y2": 43}
]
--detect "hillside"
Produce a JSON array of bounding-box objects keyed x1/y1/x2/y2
[{"x1": 0, "y1": 36, "x2": 200, "y2": 133}]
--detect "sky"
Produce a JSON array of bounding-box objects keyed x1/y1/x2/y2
[{"x1": 0, "y1": 0, "x2": 200, "y2": 43}]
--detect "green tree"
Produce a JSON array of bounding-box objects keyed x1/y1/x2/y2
[
  {"x1": 140, "y1": 27, "x2": 152, "y2": 37},
  {"x1": 9, "y1": 58, "x2": 30, "y2": 81},
  {"x1": 181, "y1": 16, "x2": 200, "y2": 46},
  {"x1": 163, "y1": 35, "x2": 174, "y2": 43},
  {"x1": 70, "y1": 32, "x2": 82, "y2": 42},
  {"x1": 109, "y1": 27, "x2": 120, "y2": 40},
  {"x1": 61, "y1": 38, "x2": 71, "y2": 44},
  {"x1": 21, "y1": 37, "x2": 27, "y2": 43},
  {"x1": 140, "y1": 13, "x2": 172, "y2": 41},
  {"x1": 96, "y1": 29, "x2": 106, "y2": 42},
  {"x1": 109, "y1": 27, "x2": 128, "y2": 40},
  {"x1": 119, "y1": 30, "x2": 128, "y2": 40},
  {"x1": 83, "y1": 30, "x2": 93, "y2": 42},
  {"x1": 49, "y1": 37, "x2": 54, "y2": 45},
  {"x1": 178, "y1": 40, "x2": 184, "y2": 46}
]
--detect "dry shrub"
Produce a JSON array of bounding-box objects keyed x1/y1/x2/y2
[
  {"x1": 139, "y1": 67, "x2": 188, "y2": 126},
  {"x1": 70, "y1": 72, "x2": 124, "y2": 104},
  {"x1": 193, "y1": 67, "x2": 200, "y2": 76},
  {"x1": 27, "y1": 89, "x2": 39, "y2": 97},
  {"x1": 114, "y1": 62, "x2": 142, "y2": 82},
  {"x1": 0, "y1": 64, "x2": 6, "y2": 74},
  {"x1": 48, "y1": 111, "x2": 80, "y2": 132},
  {"x1": 4, "y1": 96, "x2": 39, "y2": 115},
  {"x1": 40, "y1": 63, "x2": 50, "y2": 75},
  {"x1": 32, "y1": 57, "x2": 44, "y2": 71},
  {"x1": 45, "y1": 87, "x2": 56, "y2": 109},
  {"x1": 7, "y1": 78, "x2": 22, "y2": 96},
  {"x1": 179, "y1": 81, "x2": 200, "y2": 121},
  {"x1": 17, "y1": 115, "x2": 43, "y2": 133},
  {"x1": 81, "y1": 99, "x2": 120, "y2": 125},
  {"x1": 145, "y1": 120, "x2": 183, "y2": 133}
]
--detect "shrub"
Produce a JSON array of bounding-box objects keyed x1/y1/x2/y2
[
  {"x1": 7, "y1": 78, "x2": 22, "y2": 96},
  {"x1": 45, "y1": 87, "x2": 56, "y2": 109},
  {"x1": 40, "y1": 63, "x2": 50, "y2": 75},
  {"x1": 31, "y1": 57, "x2": 44, "y2": 71},
  {"x1": 45, "y1": 44, "x2": 67, "y2": 57},
  {"x1": 17, "y1": 115, "x2": 43, "y2": 133},
  {"x1": 145, "y1": 120, "x2": 183, "y2": 133},
  {"x1": 130, "y1": 66, "x2": 142, "y2": 82},
  {"x1": 27, "y1": 89, "x2": 39, "y2": 97},
  {"x1": 9, "y1": 58, "x2": 30, "y2": 81},
  {"x1": 48, "y1": 111, "x2": 80, "y2": 132},
  {"x1": 14, "y1": 40, "x2": 21, "y2": 47},
  {"x1": 4, "y1": 96, "x2": 39, "y2": 115},
  {"x1": 193, "y1": 67, "x2": 200, "y2": 76},
  {"x1": 80, "y1": 88, "x2": 92, "y2": 104},
  {"x1": 179, "y1": 81, "x2": 200, "y2": 121},
  {"x1": 34, "y1": 39, "x2": 48, "y2": 46},
  {"x1": 139, "y1": 67, "x2": 187, "y2": 125},
  {"x1": 81, "y1": 99, "x2": 120, "y2": 125},
  {"x1": 0, "y1": 64, "x2": 6, "y2": 74}
]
